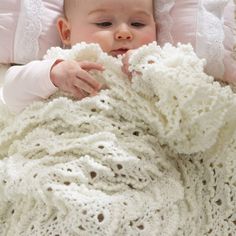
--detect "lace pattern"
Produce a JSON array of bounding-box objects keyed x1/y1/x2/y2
[
  {"x1": 14, "y1": 0, "x2": 43, "y2": 64},
  {"x1": 154, "y1": 0, "x2": 229, "y2": 80},
  {"x1": 196, "y1": 0, "x2": 228, "y2": 79},
  {"x1": 154, "y1": 0, "x2": 176, "y2": 45}
]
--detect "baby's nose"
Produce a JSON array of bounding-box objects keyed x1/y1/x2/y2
[{"x1": 115, "y1": 25, "x2": 133, "y2": 40}]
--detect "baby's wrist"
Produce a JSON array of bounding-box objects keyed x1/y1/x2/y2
[{"x1": 50, "y1": 59, "x2": 64, "y2": 87}]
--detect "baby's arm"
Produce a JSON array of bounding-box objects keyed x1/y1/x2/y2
[
  {"x1": 2, "y1": 59, "x2": 104, "y2": 113},
  {"x1": 2, "y1": 60, "x2": 58, "y2": 113}
]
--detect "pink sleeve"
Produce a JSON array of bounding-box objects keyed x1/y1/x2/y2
[{"x1": 2, "y1": 60, "x2": 58, "y2": 113}]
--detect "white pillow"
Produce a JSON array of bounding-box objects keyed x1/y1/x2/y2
[{"x1": 0, "y1": 0, "x2": 63, "y2": 64}]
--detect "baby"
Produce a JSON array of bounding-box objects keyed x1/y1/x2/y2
[{"x1": 2, "y1": 0, "x2": 157, "y2": 113}]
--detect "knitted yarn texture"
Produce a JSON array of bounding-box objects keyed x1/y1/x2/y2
[{"x1": 0, "y1": 43, "x2": 235, "y2": 236}]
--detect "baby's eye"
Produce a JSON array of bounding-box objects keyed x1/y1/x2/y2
[
  {"x1": 131, "y1": 22, "x2": 145, "y2": 27},
  {"x1": 95, "y1": 22, "x2": 112, "y2": 27}
]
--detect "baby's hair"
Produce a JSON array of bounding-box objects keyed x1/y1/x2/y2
[{"x1": 64, "y1": 0, "x2": 78, "y2": 18}]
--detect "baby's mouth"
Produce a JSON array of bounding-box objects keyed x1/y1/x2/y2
[{"x1": 111, "y1": 48, "x2": 129, "y2": 56}]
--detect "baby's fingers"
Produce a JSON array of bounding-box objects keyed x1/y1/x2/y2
[
  {"x1": 73, "y1": 78, "x2": 97, "y2": 95},
  {"x1": 76, "y1": 69, "x2": 102, "y2": 91},
  {"x1": 71, "y1": 87, "x2": 88, "y2": 100},
  {"x1": 79, "y1": 61, "x2": 104, "y2": 72},
  {"x1": 121, "y1": 50, "x2": 134, "y2": 79}
]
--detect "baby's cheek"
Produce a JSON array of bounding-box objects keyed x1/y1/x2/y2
[
  {"x1": 90, "y1": 32, "x2": 113, "y2": 53},
  {"x1": 142, "y1": 33, "x2": 156, "y2": 44},
  {"x1": 138, "y1": 33, "x2": 156, "y2": 47}
]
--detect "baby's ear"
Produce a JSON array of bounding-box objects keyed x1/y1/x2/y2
[
  {"x1": 155, "y1": 22, "x2": 159, "y2": 36},
  {"x1": 57, "y1": 17, "x2": 71, "y2": 46}
]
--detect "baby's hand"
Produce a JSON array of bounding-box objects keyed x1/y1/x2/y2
[
  {"x1": 50, "y1": 60, "x2": 104, "y2": 99},
  {"x1": 121, "y1": 50, "x2": 134, "y2": 79},
  {"x1": 122, "y1": 49, "x2": 151, "y2": 79}
]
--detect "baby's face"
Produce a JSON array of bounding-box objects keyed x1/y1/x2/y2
[{"x1": 66, "y1": 0, "x2": 156, "y2": 56}]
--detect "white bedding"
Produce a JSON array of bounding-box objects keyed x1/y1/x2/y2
[{"x1": 0, "y1": 43, "x2": 235, "y2": 236}]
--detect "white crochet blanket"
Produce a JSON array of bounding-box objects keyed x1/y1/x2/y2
[{"x1": 0, "y1": 43, "x2": 235, "y2": 236}]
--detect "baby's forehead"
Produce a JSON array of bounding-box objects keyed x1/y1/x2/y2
[
  {"x1": 65, "y1": 0, "x2": 153, "y2": 9},
  {"x1": 65, "y1": 0, "x2": 154, "y2": 17}
]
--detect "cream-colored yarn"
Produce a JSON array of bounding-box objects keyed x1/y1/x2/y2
[{"x1": 0, "y1": 43, "x2": 235, "y2": 236}]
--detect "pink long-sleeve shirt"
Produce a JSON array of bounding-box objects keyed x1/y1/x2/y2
[{"x1": 2, "y1": 60, "x2": 58, "y2": 113}]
